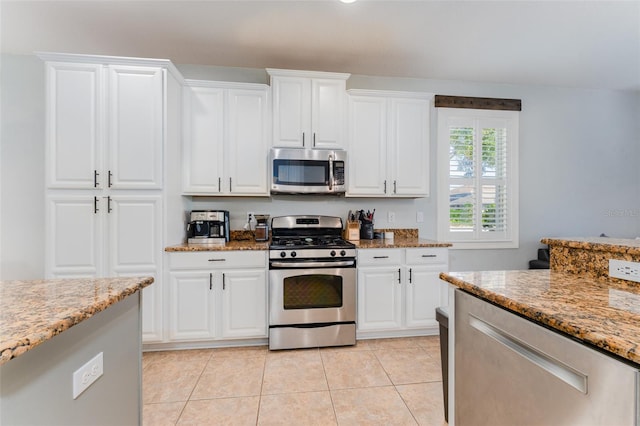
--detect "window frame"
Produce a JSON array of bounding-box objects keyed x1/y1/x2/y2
[{"x1": 436, "y1": 107, "x2": 519, "y2": 249}]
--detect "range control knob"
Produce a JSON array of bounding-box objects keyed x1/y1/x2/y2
[
  {"x1": 291, "y1": 251, "x2": 297, "y2": 258},
  {"x1": 330, "y1": 250, "x2": 336, "y2": 257},
  {"x1": 280, "y1": 251, "x2": 286, "y2": 258},
  {"x1": 340, "y1": 250, "x2": 346, "y2": 257}
]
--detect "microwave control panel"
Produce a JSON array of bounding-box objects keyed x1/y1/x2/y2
[{"x1": 334, "y1": 161, "x2": 345, "y2": 185}]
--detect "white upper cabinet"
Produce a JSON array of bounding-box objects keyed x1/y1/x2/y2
[
  {"x1": 267, "y1": 69, "x2": 350, "y2": 149},
  {"x1": 45, "y1": 62, "x2": 103, "y2": 189},
  {"x1": 347, "y1": 90, "x2": 432, "y2": 197},
  {"x1": 44, "y1": 61, "x2": 164, "y2": 190},
  {"x1": 108, "y1": 66, "x2": 163, "y2": 189},
  {"x1": 182, "y1": 81, "x2": 270, "y2": 196}
]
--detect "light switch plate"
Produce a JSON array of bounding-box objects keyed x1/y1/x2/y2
[{"x1": 72, "y1": 352, "x2": 103, "y2": 399}]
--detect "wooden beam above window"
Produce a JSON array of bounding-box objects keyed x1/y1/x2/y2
[{"x1": 435, "y1": 95, "x2": 522, "y2": 111}]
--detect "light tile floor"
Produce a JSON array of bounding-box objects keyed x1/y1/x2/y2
[{"x1": 142, "y1": 336, "x2": 447, "y2": 425}]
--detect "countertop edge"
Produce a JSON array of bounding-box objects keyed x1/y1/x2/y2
[
  {"x1": 165, "y1": 238, "x2": 451, "y2": 252},
  {"x1": 541, "y1": 237, "x2": 640, "y2": 256},
  {"x1": 439, "y1": 272, "x2": 640, "y2": 366},
  {"x1": 0, "y1": 277, "x2": 154, "y2": 366}
]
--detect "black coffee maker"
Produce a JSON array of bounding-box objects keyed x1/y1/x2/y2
[{"x1": 186, "y1": 210, "x2": 230, "y2": 245}]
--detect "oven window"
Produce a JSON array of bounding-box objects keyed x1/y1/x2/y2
[
  {"x1": 273, "y1": 160, "x2": 328, "y2": 186},
  {"x1": 283, "y1": 274, "x2": 343, "y2": 309}
]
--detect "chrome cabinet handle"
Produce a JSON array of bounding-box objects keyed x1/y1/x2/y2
[
  {"x1": 222, "y1": 273, "x2": 226, "y2": 290},
  {"x1": 229, "y1": 177, "x2": 232, "y2": 192},
  {"x1": 393, "y1": 180, "x2": 397, "y2": 194},
  {"x1": 94, "y1": 170, "x2": 99, "y2": 188},
  {"x1": 409, "y1": 268, "x2": 412, "y2": 283},
  {"x1": 313, "y1": 133, "x2": 316, "y2": 147},
  {"x1": 107, "y1": 196, "x2": 112, "y2": 213},
  {"x1": 209, "y1": 273, "x2": 213, "y2": 290},
  {"x1": 108, "y1": 170, "x2": 113, "y2": 188},
  {"x1": 422, "y1": 254, "x2": 437, "y2": 258},
  {"x1": 218, "y1": 177, "x2": 221, "y2": 192},
  {"x1": 373, "y1": 256, "x2": 389, "y2": 259},
  {"x1": 398, "y1": 268, "x2": 401, "y2": 284},
  {"x1": 93, "y1": 196, "x2": 99, "y2": 214},
  {"x1": 384, "y1": 180, "x2": 387, "y2": 194},
  {"x1": 208, "y1": 258, "x2": 226, "y2": 262},
  {"x1": 302, "y1": 132, "x2": 305, "y2": 147}
]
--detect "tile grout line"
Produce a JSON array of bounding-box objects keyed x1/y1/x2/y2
[
  {"x1": 319, "y1": 347, "x2": 340, "y2": 425},
  {"x1": 173, "y1": 350, "x2": 215, "y2": 425}
]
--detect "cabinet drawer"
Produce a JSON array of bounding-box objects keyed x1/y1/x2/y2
[
  {"x1": 169, "y1": 251, "x2": 267, "y2": 270},
  {"x1": 357, "y1": 249, "x2": 403, "y2": 266},
  {"x1": 405, "y1": 248, "x2": 448, "y2": 265}
]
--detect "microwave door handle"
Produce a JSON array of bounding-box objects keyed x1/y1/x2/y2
[{"x1": 328, "y1": 154, "x2": 334, "y2": 191}]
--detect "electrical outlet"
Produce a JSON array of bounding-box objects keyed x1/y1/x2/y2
[
  {"x1": 246, "y1": 212, "x2": 255, "y2": 224},
  {"x1": 388, "y1": 211, "x2": 395, "y2": 223},
  {"x1": 73, "y1": 352, "x2": 103, "y2": 399},
  {"x1": 609, "y1": 259, "x2": 640, "y2": 283},
  {"x1": 416, "y1": 211, "x2": 424, "y2": 223}
]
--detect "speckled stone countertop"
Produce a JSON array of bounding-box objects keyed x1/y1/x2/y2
[
  {"x1": 353, "y1": 237, "x2": 451, "y2": 249},
  {"x1": 541, "y1": 237, "x2": 640, "y2": 279},
  {"x1": 440, "y1": 270, "x2": 640, "y2": 366},
  {"x1": 166, "y1": 229, "x2": 451, "y2": 251},
  {"x1": 0, "y1": 276, "x2": 153, "y2": 365}
]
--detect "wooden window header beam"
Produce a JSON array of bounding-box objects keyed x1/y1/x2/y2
[{"x1": 435, "y1": 95, "x2": 521, "y2": 111}]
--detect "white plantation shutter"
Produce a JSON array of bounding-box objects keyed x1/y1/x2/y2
[{"x1": 437, "y1": 108, "x2": 519, "y2": 249}]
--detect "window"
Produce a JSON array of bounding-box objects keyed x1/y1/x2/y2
[{"x1": 437, "y1": 108, "x2": 519, "y2": 249}]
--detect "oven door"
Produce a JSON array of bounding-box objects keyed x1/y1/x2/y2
[{"x1": 269, "y1": 266, "x2": 356, "y2": 326}]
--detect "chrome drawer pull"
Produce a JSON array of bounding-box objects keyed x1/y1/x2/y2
[
  {"x1": 208, "y1": 258, "x2": 226, "y2": 262},
  {"x1": 422, "y1": 254, "x2": 437, "y2": 258},
  {"x1": 373, "y1": 256, "x2": 389, "y2": 259}
]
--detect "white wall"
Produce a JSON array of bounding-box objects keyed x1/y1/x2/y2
[
  {"x1": 0, "y1": 54, "x2": 45, "y2": 279},
  {"x1": 1, "y1": 54, "x2": 638, "y2": 279}
]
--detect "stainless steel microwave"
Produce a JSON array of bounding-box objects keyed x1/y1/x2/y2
[{"x1": 270, "y1": 148, "x2": 346, "y2": 195}]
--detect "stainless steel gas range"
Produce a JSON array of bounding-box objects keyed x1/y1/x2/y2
[{"x1": 268, "y1": 215, "x2": 357, "y2": 350}]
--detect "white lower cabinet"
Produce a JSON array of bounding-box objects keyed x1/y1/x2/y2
[
  {"x1": 357, "y1": 248, "x2": 448, "y2": 338},
  {"x1": 167, "y1": 251, "x2": 268, "y2": 342}
]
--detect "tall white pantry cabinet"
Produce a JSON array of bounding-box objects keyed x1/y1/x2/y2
[{"x1": 41, "y1": 53, "x2": 183, "y2": 343}]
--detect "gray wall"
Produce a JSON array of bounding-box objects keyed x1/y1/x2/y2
[{"x1": 1, "y1": 54, "x2": 639, "y2": 279}]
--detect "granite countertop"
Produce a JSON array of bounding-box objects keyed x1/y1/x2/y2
[
  {"x1": 440, "y1": 269, "x2": 640, "y2": 366},
  {"x1": 541, "y1": 237, "x2": 640, "y2": 256},
  {"x1": 166, "y1": 229, "x2": 451, "y2": 252},
  {"x1": 353, "y1": 237, "x2": 452, "y2": 249},
  {"x1": 0, "y1": 276, "x2": 153, "y2": 365}
]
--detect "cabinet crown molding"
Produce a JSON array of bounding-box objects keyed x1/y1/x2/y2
[
  {"x1": 36, "y1": 51, "x2": 185, "y2": 83},
  {"x1": 266, "y1": 68, "x2": 350, "y2": 81},
  {"x1": 184, "y1": 79, "x2": 269, "y2": 90},
  {"x1": 347, "y1": 89, "x2": 434, "y2": 100}
]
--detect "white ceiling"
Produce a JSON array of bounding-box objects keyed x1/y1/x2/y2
[{"x1": 2, "y1": 0, "x2": 639, "y2": 91}]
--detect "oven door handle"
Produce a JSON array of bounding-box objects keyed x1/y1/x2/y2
[{"x1": 270, "y1": 260, "x2": 355, "y2": 268}]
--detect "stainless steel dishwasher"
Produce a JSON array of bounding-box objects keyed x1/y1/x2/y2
[{"x1": 455, "y1": 289, "x2": 639, "y2": 426}]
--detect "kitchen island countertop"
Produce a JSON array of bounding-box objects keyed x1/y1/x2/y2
[
  {"x1": 0, "y1": 276, "x2": 153, "y2": 365},
  {"x1": 440, "y1": 269, "x2": 640, "y2": 366}
]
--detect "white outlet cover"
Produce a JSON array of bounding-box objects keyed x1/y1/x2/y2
[
  {"x1": 73, "y1": 352, "x2": 104, "y2": 399},
  {"x1": 609, "y1": 259, "x2": 640, "y2": 283}
]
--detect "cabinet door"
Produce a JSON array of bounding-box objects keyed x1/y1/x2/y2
[
  {"x1": 271, "y1": 76, "x2": 310, "y2": 147},
  {"x1": 182, "y1": 86, "x2": 225, "y2": 194},
  {"x1": 108, "y1": 65, "x2": 163, "y2": 189},
  {"x1": 389, "y1": 98, "x2": 430, "y2": 196},
  {"x1": 226, "y1": 88, "x2": 269, "y2": 195},
  {"x1": 357, "y1": 267, "x2": 403, "y2": 331},
  {"x1": 107, "y1": 194, "x2": 161, "y2": 275},
  {"x1": 311, "y1": 79, "x2": 346, "y2": 148},
  {"x1": 169, "y1": 271, "x2": 216, "y2": 341},
  {"x1": 220, "y1": 269, "x2": 267, "y2": 338},
  {"x1": 45, "y1": 62, "x2": 103, "y2": 189},
  {"x1": 404, "y1": 265, "x2": 442, "y2": 329},
  {"x1": 347, "y1": 95, "x2": 388, "y2": 195},
  {"x1": 46, "y1": 195, "x2": 103, "y2": 278}
]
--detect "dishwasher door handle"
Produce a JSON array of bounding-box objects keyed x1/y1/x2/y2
[{"x1": 469, "y1": 314, "x2": 588, "y2": 394}]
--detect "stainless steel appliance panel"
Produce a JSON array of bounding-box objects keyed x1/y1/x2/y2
[
  {"x1": 269, "y1": 323, "x2": 356, "y2": 350},
  {"x1": 270, "y1": 148, "x2": 346, "y2": 194},
  {"x1": 269, "y1": 267, "x2": 356, "y2": 326},
  {"x1": 455, "y1": 289, "x2": 639, "y2": 426}
]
